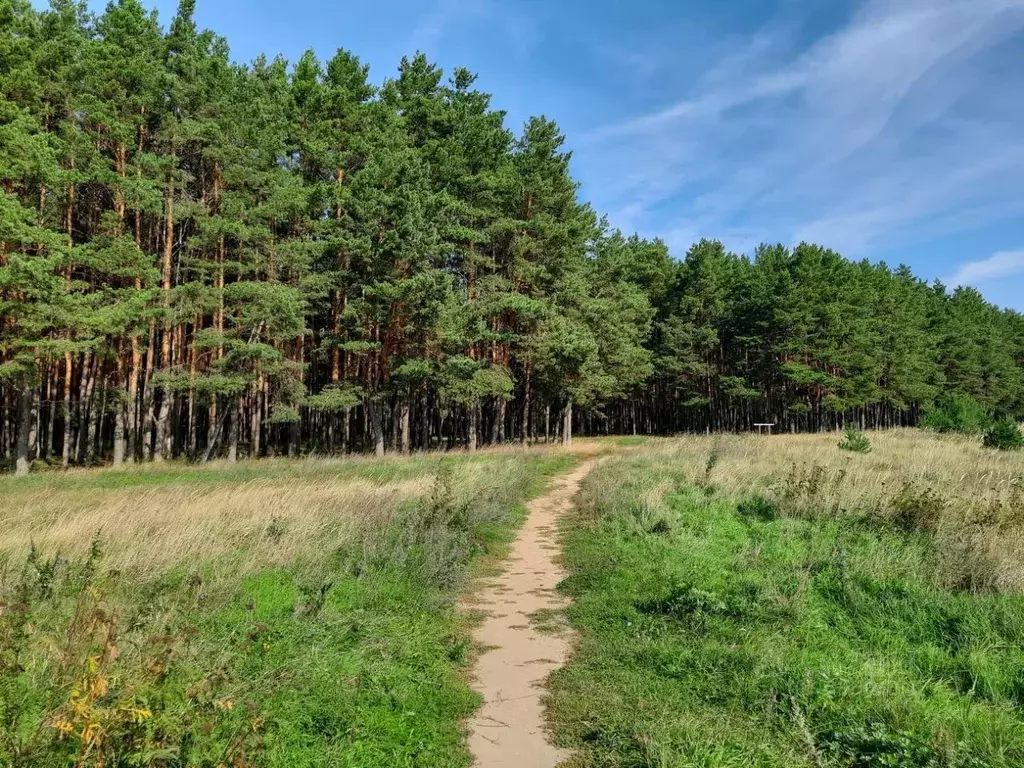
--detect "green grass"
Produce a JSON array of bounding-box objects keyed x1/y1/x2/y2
[
  {"x1": 0, "y1": 451, "x2": 574, "y2": 767},
  {"x1": 548, "y1": 455, "x2": 1024, "y2": 767}
]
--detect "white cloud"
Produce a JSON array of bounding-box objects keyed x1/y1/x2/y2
[
  {"x1": 575, "y1": 0, "x2": 1024, "y2": 265},
  {"x1": 946, "y1": 250, "x2": 1024, "y2": 288}
]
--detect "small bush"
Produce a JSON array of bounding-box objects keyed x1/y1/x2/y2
[
  {"x1": 891, "y1": 482, "x2": 945, "y2": 532},
  {"x1": 838, "y1": 425, "x2": 871, "y2": 453},
  {"x1": 921, "y1": 393, "x2": 992, "y2": 434},
  {"x1": 265, "y1": 516, "x2": 288, "y2": 541},
  {"x1": 779, "y1": 463, "x2": 831, "y2": 513},
  {"x1": 983, "y1": 420, "x2": 1024, "y2": 451}
]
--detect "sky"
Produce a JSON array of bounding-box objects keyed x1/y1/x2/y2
[{"x1": 39, "y1": 0, "x2": 1024, "y2": 309}]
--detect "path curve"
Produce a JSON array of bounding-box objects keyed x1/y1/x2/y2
[{"x1": 467, "y1": 457, "x2": 598, "y2": 767}]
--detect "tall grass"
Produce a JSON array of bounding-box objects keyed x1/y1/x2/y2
[
  {"x1": 549, "y1": 432, "x2": 1024, "y2": 767},
  {"x1": 642, "y1": 430, "x2": 1024, "y2": 592},
  {"x1": 0, "y1": 448, "x2": 574, "y2": 767}
]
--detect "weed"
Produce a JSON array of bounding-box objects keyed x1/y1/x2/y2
[
  {"x1": 891, "y1": 482, "x2": 945, "y2": 532},
  {"x1": 650, "y1": 518, "x2": 672, "y2": 535},
  {"x1": 294, "y1": 579, "x2": 334, "y2": 617},
  {"x1": 265, "y1": 516, "x2": 288, "y2": 542},
  {"x1": 703, "y1": 449, "x2": 719, "y2": 486}
]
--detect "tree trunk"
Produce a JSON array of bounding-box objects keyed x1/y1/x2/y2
[
  {"x1": 27, "y1": 383, "x2": 38, "y2": 462},
  {"x1": 489, "y1": 397, "x2": 500, "y2": 445},
  {"x1": 15, "y1": 388, "x2": 31, "y2": 477},
  {"x1": 252, "y1": 377, "x2": 265, "y2": 459},
  {"x1": 227, "y1": 397, "x2": 239, "y2": 464},
  {"x1": 91, "y1": 374, "x2": 107, "y2": 464},
  {"x1": 390, "y1": 398, "x2": 400, "y2": 452},
  {"x1": 113, "y1": 353, "x2": 127, "y2": 466},
  {"x1": 154, "y1": 390, "x2": 170, "y2": 461},
  {"x1": 44, "y1": 367, "x2": 56, "y2": 460},
  {"x1": 561, "y1": 396, "x2": 573, "y2": 446},
  {"x1": 61, "y1": 351, "x2": 73, "y2": 469},
  {"x1": 368, "y1": 399, "x2": 385, "y2": 457},
  {"x1": 126, "y1": 335, "x2": 141, "y2": 463},
  {"x1": 155, "y1": 164, "x2": 175, "y2": 461},
  {"x1": 400, "y1": 398, "x2": 411, "y2": 455},
  {"x1": 77, "y1": 351, "x2": 95, "y2": 464},
  {"x1": 523, "y1": 368, "x2": 532, "y2": 444},
  {"x1": 420, "y1": 388, "x2": 430, "y2": 451},
  {"x1": 468, "y1": 400, "x2": 478, "y2": 452}
]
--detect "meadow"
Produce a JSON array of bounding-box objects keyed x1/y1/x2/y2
[
  {"x1": 0, "y1": 448, "x2": 574, "y2": 767},
  {"x1": 549, "y1": 431, "x2": 1024, "y2": 767}
]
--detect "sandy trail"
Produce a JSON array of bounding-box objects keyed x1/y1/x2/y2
[{"x1": 467, "y1": 456, "x2": 598, "y2": 768}]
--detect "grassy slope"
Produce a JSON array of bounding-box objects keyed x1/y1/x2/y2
[
  {"x1": 0, "y1": 450, "x2": 574, "y2": 767},
  {"x1": 549, "y1": 446, "x2": 1024, "y2": 768}
]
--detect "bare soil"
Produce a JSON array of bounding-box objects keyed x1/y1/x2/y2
[{"x1": 466, "y1": 457, "x2": 598, "y2": 767}]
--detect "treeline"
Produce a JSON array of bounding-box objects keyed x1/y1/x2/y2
[{"x1": 2, "y1": 0, "x2": 1022, "y2": 474}]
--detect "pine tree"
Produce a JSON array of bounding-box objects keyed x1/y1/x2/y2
[{"x1": 2, "y1": 0, "x2": 1023, "y2": 471}]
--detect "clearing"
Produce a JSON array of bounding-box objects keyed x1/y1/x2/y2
[{"x1": 7, "y1": 430, "x2": 1023, "y2": 768}]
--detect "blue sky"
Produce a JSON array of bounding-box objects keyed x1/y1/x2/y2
[{"x1": 46, "y1": 0, "x2": 1024, "y2": 308}]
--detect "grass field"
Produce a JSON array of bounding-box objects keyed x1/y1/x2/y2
[
  {"x1": 549, "y1": 431, "x2": 1024, "y2": 767},
  {"x1": 0, "y1": 447, "x2": 575, "y2": 767}
]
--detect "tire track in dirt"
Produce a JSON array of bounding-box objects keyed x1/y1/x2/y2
[{"x1": 466, "y1": 457, "x2": 598, "y2": 767}]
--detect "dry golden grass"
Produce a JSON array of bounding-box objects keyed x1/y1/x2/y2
[
  {"x1": 0, "y1": 475, "x2": 426, "y2": 575},
  {"x1": 629, "y1": 430, "x2": 1024, "y2": 592},
  {"x1": 650, "y1": 429, "x2": 1022, "y2": 509},
  {"x1": 0, "y1": 446, "x2": 579, "y2": 577}
]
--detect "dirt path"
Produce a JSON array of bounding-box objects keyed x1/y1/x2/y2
[{"x1": 467, "y1": 457, "x2": 598, "y2": 768}]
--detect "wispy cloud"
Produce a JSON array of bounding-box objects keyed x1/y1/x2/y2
[
  {"x1": 946, "y1": 250, "x2": 1024, "y2": 288},
  {"x1": 409, "y1": 0, "x2": 539, "y2": 58},
  {"x1": 576, "y1": 0, "x2": 1024, "y2": 270},
  {"x1": 410, "y1": 0, "x2": 487, "y2": 53}
]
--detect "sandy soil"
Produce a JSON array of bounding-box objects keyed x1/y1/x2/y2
[{"x1": 466, "y1": 457, "x2": 598, "y2": 767}]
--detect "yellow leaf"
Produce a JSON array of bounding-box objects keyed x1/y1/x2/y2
[
  {"x1": 122, "y1": 707, "x2": 152, "y2": 724},
  {"x1": 82, "y1": 722, "x2": 102, "y2": 747},
  {"x1": 91, "y1": 676, "x2": 109, "y2": 698}
]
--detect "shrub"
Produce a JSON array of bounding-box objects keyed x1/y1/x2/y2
[
  {"x1": 838, "y1": 425, "x2": 871, "y2": 453},
  {"x1": 983, "y1": 420, "x2": 1024, "y2": 451},
  {"x1": 921, "y1": 393, "x2": 991, "y2": 434},
  {"x1": 891, "y1": 482, "x2": 945, "y2": 532}
]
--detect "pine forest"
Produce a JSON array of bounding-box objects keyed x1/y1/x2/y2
[{"x1": 3, "y1": 0, "x2": 1024, "y2": 476}]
